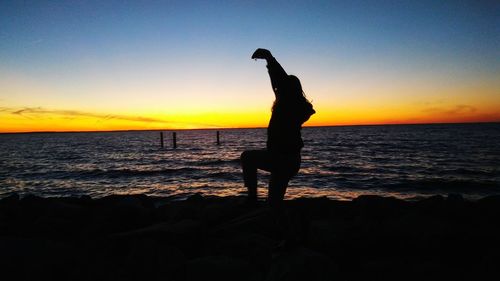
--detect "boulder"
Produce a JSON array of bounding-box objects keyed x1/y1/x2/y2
[
  {"x1": 446, "y1": 193, "x2": 464, "y2": 203},
  {"x1": 113, "y1": 219, "x2": 202, "y2": 238},
  {"x1": 266, "y1": 247, "x2": 339, "y2": 281},
  {"x1": 125, "y1": 238, "x2": 186, "y2": 280},
  {"x1": 210, "y1": 207, "x2": 277, "y2": 238},
  {"x1": 186, "y1": 255, "x2": 257, "y2": 281},
  {"x1": 0, "y1": 236, "x2": 80, "y2": 281},
  {"x1": 209, "y1": 232, "x2": 275, "y2": 275},
  {"x1": 306, "y1": 219, "x2": 344, "y2": 256},
  {"x1": 0, "y1": 193, "x2": 19, "y2": 205},
  {"x1": 414, "y1": 195, "x2": 445, "y2": 213},
  {"x1": 353, "y1": 195, "x2": 407, "y2": 220}
]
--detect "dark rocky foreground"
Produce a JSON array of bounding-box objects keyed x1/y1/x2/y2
[{"x1": 1, "y1": 193, "x2": 499, "y2": 281}]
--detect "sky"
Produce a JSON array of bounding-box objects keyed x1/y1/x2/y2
[{"x1": 1, "y1": 0, "x2": 499, "y2": 132}]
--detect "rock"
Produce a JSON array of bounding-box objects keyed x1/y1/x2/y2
[
  {"x1": 477, "y1": 195, "x2": 500, "y2": 220},
  {"x1": 353, "y1": 195, "x2": 407, "y2": 221},
  {"x1": 210, "y1": 207, "x2": 277, "y2": 238},
  {"x1": 209, "y1": 233, "x2": 275, "y2": 275},
  {"x1": 447, "y1": 193, "x2": 464, "y2": 203},
  {"x1": 201, "y1": 201, "x2": 244, "y2": 225},
  {"x1": 478, "y1": 195, "x2": 500, "y2": 205},
  {"x1": 0, "y1": 236, "x2": 80, "y2": 281},
  {"x1": 0, "y1": 193, "x2": 19, "y2": 205},
  {"x1": 414, "y1": 195, "x2": 445, "y2": 212},
  {"x1": 112, "y1": 219, "x2": 204, "y2": 258},
  {"x1": 46, "y1": 200, "x2": 88, "y2": 221},
  {"x1": 114, "y1": 219, "x2": 202, "y2": 238},
  {"x1": 85, "y1": 195, "x2": 157, "y2": 235},
  {"x1": 186, "y1": 255, "x2": 257, "y2": 281},
  {"x1": 18, "y1": 195, "x2": 49, "y2": 220},
  {"x1": 32, "y1": 215, "x2": 75, "y2": 237},
  {"x1": 201, "y1": 203, "x2": 228, "y2": 224},
  {"x1": 306, "y1": 219, "x2": 344, "y2": 256},
  {"x1": 16, "y1": 196, "x2": 88, "y2": 224},
  {"x1": 166, "y1": 200, "x2": 203, "y2": 221},
  {"x1": 2, "y1": 194, "x2": 498, "y2": 280},
  {"x1": 186, "y1": 193, "x2": 205, "y2": 204},
  {"x1": 266, "y1": 247, "x2": 339, "y2": 281},
  {"x1": 0, "y1": 194, "x2": 20, "y2": 232},
  {"x1": 97, "y1": 194, "x2": 153, "y2": 210},
  {"x1": 125, "y1": 238, "x2": 186, "y2": 280}
]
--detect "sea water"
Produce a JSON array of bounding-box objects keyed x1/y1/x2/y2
[{"x1": 1, "y1": 123, "x2": 499, "y2": 200}]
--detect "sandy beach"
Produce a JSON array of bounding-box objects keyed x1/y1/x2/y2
[{"x1": 1, "y1": 193, "x2": 499, "y2": 281}]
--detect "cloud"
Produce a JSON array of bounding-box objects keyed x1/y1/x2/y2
[
  {"x1": 7, "y1": 106, "x2": 166, "y2": 123},
  {"x1": 2, "y1": 106, "x2": 221, "y2": 128},
  {"x1": 421, "y1": 104, "x2": 477, "y2": 115},
  {"x1": 444, "y1": 105, "x2": 476, "y2": 115}
]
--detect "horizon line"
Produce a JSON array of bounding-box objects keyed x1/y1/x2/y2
[{"x1": 1, "y1": 121, "x2": 499, "y2": 134}]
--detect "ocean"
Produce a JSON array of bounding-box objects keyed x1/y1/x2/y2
[{"x1": 1, "y1": 123, "x2": 499, "y2": 200}]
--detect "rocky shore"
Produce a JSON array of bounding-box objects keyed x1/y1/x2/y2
[{"x1": 1, "y1": 193, "x2": 499, "y2": 281}]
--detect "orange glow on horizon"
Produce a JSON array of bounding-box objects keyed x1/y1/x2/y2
[
  {"x1": 1, "y1": 72, "x2": 499, "y2": 133},
  {"x1": 1, "y1": 103, "x2": 499, "y2": 133}
]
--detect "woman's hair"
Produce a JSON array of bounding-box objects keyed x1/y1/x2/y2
[
  {"x1": 273, "y1": 75, "x2": 307, "y2": 110},
  {"x1": 272, "y1": 75, "x2": 315, "y2": 123},
  {"x1": 287, "y1": 75, "x2": 303, "y2": 98}
]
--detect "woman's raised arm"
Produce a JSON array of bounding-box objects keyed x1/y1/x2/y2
[{"x1": 252, "y1": 48, "x2": 288, "y2": 97}]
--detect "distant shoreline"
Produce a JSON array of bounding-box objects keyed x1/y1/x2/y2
[{"x1": 1, "y1": 121, "x2": 499, "y2": 135}]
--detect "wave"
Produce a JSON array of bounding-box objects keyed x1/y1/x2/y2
[
  {"x1": 98, "y1": 167, "x2": 199, "y2": 178},
  {"x1": 193, "y1": 159, "x2": 240, "y2": 166},
  {"x1": 206, "y1": 171, "x2": 239, "y2": 180},
  {"x1": 22, "y1": 167, "x2": 200, "y2": 180},
  {"x1": 424, "y1": 167, "x2": 498, "y2": 177},
  {"x1": 294, "y1": 177, "x2": 500, "y2": 194},
  {"x1": 379, "y1": 179, "x2": 500, "y2": 193}
]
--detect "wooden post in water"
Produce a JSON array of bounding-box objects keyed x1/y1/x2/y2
[
  {"x1": 172, "y1": 132, "x2": 177, "y2": 149},
  {"x1": 160, "y1": 132, "x2": 164, "y2": 148},
  {"x1": 216, "y1": 130, "x2": 220, "y2": 145}
]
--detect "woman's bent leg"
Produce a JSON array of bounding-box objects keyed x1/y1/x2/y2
[{"x1": 241, "y1": 150, "x2": 271, "y2": 201}]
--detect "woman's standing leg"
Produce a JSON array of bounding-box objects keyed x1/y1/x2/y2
[
  {"x1": 268, "y1": 173, "x2": 294, "y2": 245},
  {"x1": 267, "y1": 153, "x2": 300, "y2": 207},
  {"x1": 268, "y1": 173, "x2": 289, "y2": 208},
  {"x1": 268, "y1": 154, "x2": 301, "y2": 247}
]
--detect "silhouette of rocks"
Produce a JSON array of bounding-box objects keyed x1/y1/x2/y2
[
  {"x1": 266, "y1": 247, "x2": 338, "y2": 281},
  {"x1": 186, "y1": 255, "x2": 256, "y2": 281},
  {"x1": 0, "y1": 193, "x2": 499, "y2": 280}
]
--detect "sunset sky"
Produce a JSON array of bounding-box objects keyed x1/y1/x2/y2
[{"x1": 1, "y1": 0, "x2": 499, "y2": 132}]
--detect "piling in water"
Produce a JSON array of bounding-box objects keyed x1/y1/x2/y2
[
  {"x1": 160, "y1": 132, "x2": 164, "y2": 148},
  {"x1": 216, "y1": 130, "x2": 220, "y2": 145},
  {"x1": 173, "y1": 132, "x2": 177, "y2": 149}
]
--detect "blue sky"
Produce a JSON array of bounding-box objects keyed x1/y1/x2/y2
[{"x1": 1, "y1": 0, "x2": 499, "y2": 131}]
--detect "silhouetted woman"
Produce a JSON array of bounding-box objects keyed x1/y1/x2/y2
[{"x1": 241, "y1": 48, "x2": 315, "y2": 208}]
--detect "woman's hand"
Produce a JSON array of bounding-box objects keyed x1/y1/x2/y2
[{"x1": 251, "y1": 48, "x2": 272, "y2": 60}]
